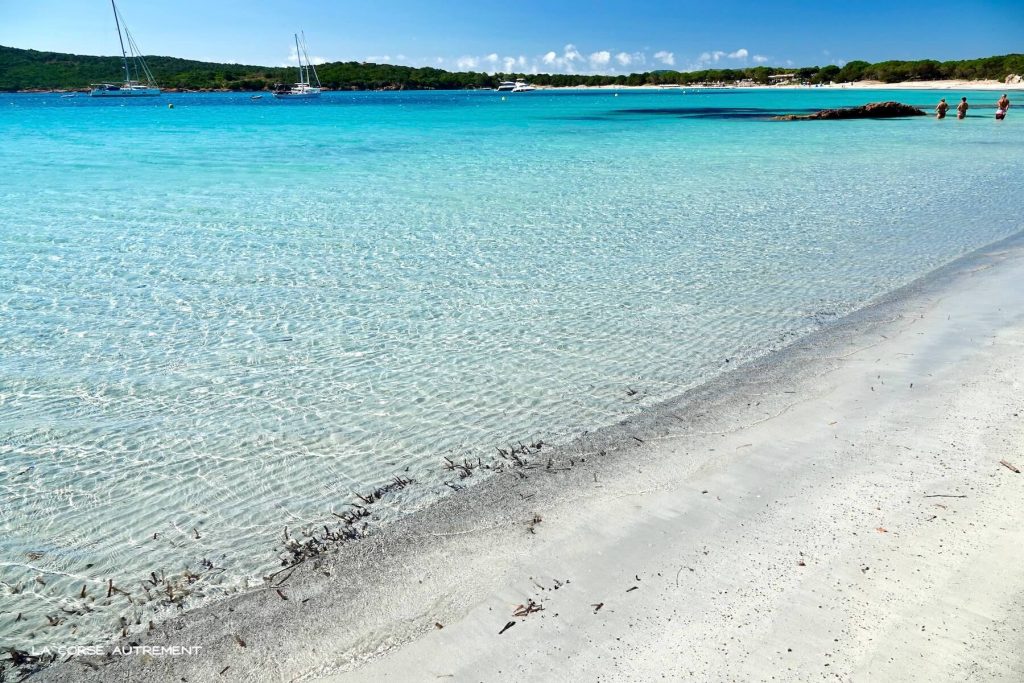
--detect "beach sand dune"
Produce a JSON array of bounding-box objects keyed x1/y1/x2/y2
[{"x1": 37, "y1": 234, "x2": 1024, "y2": 682}]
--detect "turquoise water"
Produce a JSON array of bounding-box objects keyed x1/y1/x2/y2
[{"x1": 1, "y1": 89, "x2": 1022, "y2": 649}]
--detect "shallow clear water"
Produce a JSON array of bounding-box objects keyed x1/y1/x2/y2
[{"x1": 1, "y1": 89, "x2": 1022, "y2": 649}]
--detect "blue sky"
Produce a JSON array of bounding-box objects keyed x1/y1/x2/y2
[{"x1": 2, "y1": 1, "x2": 1021, "y2": 72}]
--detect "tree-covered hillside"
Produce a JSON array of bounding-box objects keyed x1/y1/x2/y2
[
  {"x1": 1, "y1": 45, "x2": 1021, "y2": 92},
  {"x1": 0, "y1": 46, "x2": 500, "y2": 91}
]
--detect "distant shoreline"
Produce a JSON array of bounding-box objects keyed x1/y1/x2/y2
[
  {"x1": 565, "y1": 78, "x2": 1024, "y2": 92},
  {"x1": 12, "y1": 79, "x2": 1024, "y2": 95}
]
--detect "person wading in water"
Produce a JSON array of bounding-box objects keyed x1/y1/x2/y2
[
  {"x1": 996, "y1": 93, "x2": 1010, "y2": 120},
  {"x1": 956, "y1": 97, "x2": 969, "y2": 119}
]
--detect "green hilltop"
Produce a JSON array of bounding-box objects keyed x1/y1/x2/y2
[{"x1": 1, "y1": 45, "x2": 1021, "y2": 92}]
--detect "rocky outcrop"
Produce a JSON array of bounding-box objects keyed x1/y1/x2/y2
[
  {"x1": 774, "y1": 101, "x2": 926, "y2": 120},
  {"x1": 1006, "y1": 74, "x2": 1023, "y2": 85}
]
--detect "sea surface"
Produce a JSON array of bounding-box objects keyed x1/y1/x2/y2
[{"x1": 1, "y1": 88, "x2": 1022, "y2": 651}]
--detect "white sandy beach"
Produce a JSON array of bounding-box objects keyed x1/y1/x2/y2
[
  {"x1": 35, "y1": 233, "x2": 1024, "y2": 682},
  {"x1": 815, "y1": 78, "x2": 1022, "y2": 91},
  {"x1": 560, "y1": 79, "x2": 1024, "y2": 91}
]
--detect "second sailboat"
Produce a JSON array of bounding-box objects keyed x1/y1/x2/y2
[{"x1": 273, "y1": 32, "x2": 322, "y2": 99}]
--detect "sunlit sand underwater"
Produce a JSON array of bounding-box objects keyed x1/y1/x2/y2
[{"x1": 1, "y1": 88, "x2": 1021, "y2": 649}]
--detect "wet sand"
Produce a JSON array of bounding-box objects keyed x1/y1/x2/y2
[{"x1": 36, "y1": 231, "x2": 1024, "y2": 682}]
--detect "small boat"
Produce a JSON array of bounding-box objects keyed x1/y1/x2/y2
[
  {"x1": 90, "y1": 0, "x2": 161, "y2": 97},
  {"x1": 250, "y1": 95, "x2": 263, "y2": 100},
  {"x1": 511, "y1": 79, "x2": 536, "y2": 93},
  {"x1": 273, "y1": 32, "x2": 322, "y2": 100},
  {"x1": 61, "y1": 93, "x2": 78, "y2": 98}
]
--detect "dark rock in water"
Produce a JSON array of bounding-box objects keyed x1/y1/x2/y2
[{"x1": 774, "y1": 101, "x2": 926, "y2": 120}]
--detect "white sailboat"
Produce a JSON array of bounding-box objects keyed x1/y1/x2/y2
[
  {"x1": 273, "y1": 32, "x2": 322, "y2": 99},
  {"x1": 90, "y1": 0, "x2": 161, "y2": 97}
]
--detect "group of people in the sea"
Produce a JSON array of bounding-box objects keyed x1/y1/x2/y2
[{"x1": 935, "y1": 93, "x2": 1011, "y2": 120}]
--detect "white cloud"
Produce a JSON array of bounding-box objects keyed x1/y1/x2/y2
[
  {"x1": 286, "y1": 46, "x2": 326, "y2": 66},
  {"x1": 417, "y1": 45, "x2": 659, "y2": 76},
  {"x1": 538, "y1": 44, "x2": 587, "y2": 72},
  {"x1": 693, "y1": 48, "x2": 758, "y2": 68},
  {"x1": 613, "y1": 51, "x2": 646, "y2": 68}
]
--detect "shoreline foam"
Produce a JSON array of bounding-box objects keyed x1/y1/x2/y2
[{"x1": 30, "y1": 227, "x2": 1024, "y2": 682}]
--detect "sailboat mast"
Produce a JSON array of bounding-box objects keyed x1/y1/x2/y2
[
  {"x1": 111, "y1": 0, "x2": 130, "y2": 83},
  {"x1": 294, "y1": 33, "x2": 304, "y2": 85},
  {"x1": 301, "y1": 31, "x2": 320, "y2": 88}
]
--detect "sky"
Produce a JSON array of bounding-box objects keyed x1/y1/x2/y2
[{"x1": 1, "y1": 1, "x2": 1021, "y2": 73}]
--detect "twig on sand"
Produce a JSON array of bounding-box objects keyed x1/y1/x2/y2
[
  {"x1": 498, "y1": 621, "x2": 516, "y2": 635},
  {"x1": 266, "y1": 560, "x2": 304, "y2": 586},
  {"x1": 443, "y1": 456, "x2": 480, "y2": 479},
  {"x1": 675, "y1": 566, "x2": 694, "y2": 586},
  {"x1": 592, "y1": 602, "x2": 604, "y2": 613},
  {"x1": 923, "y1": 494, "x2": 967, "y2": 498},
  {"x1": 1000, "y1": 459, "x2": 1021, "y2": 474}
]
